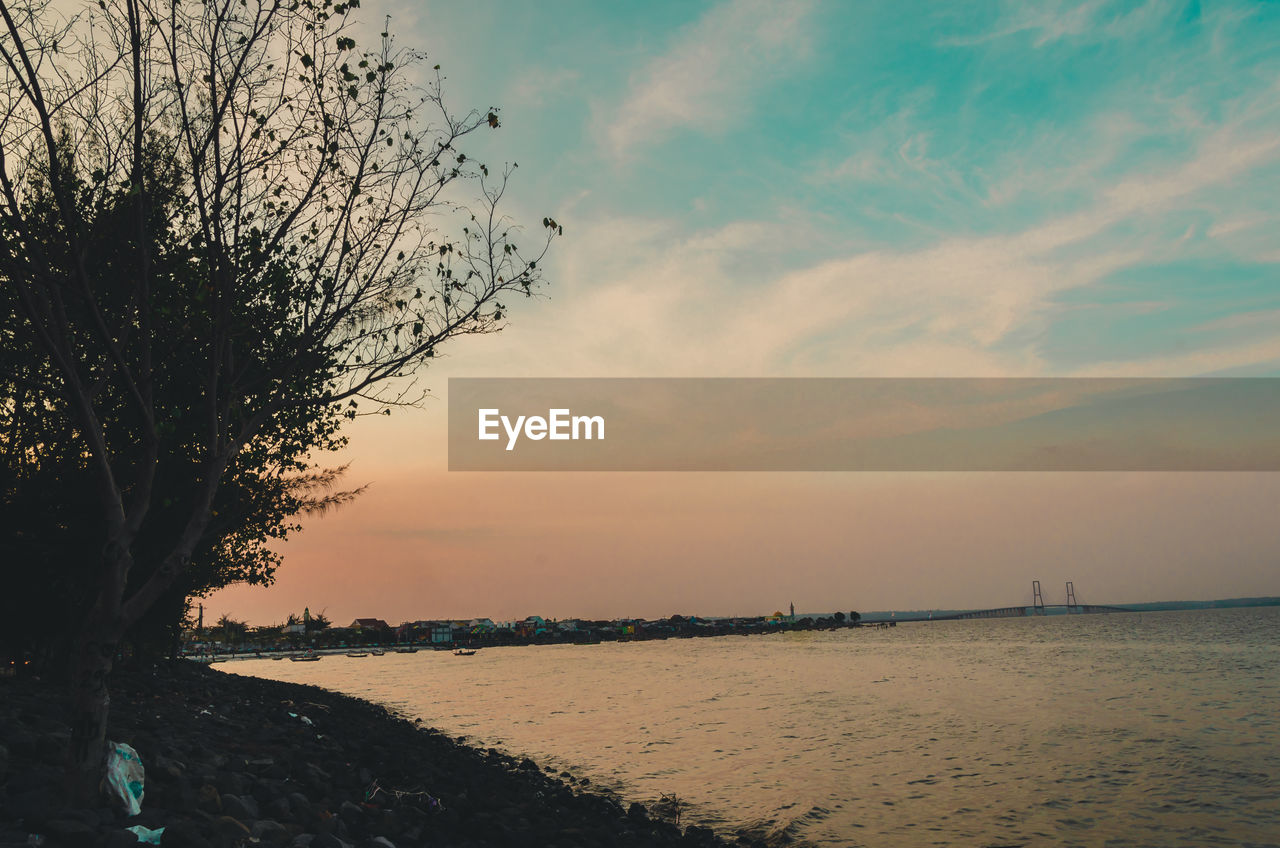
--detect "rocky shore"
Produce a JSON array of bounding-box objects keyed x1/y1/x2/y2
[{"x1": 0, "y1": 662, "x2": 763, "y2": 848}]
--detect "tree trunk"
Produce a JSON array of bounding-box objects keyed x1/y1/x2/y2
[{"x1": 66, "y1": 615, "x2": 120, "y2": 805}]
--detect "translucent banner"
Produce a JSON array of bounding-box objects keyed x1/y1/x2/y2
[{"x1": 447, "y1": 378, "x2": 1280, "y2": 471}]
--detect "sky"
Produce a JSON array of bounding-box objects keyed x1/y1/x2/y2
[{"x1": 206, "y1": 0, "x2": 1280, "y2": 626}]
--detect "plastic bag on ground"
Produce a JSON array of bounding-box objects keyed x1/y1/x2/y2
[
  {"x1": 104, "y1": 741, "x2": 145, "y2": 816},
  {"x1": 126, "y1": 826, "x2": 164, "y2": 844}
]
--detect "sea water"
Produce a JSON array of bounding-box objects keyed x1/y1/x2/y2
[{"x1": 232, "y1": 607, "x2": 1280, "y2": 846}]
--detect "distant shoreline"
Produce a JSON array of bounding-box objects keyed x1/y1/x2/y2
[
  {"x1": 192, "y1": 598, "x2": 1280, "y2": 660},
  {"x1": 187, "y1": 615, "x2": 870, "y2": 660},
  {"x1": 859, "y1": 595, "x2": 1280, "y2": 622},
  {"x1": 188, "y1": 622, "x2": 876, "y2": 663}
]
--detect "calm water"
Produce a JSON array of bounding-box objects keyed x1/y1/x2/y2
[{"x1": 231, "y1": 608, "x2": 1280, "y2": 846}]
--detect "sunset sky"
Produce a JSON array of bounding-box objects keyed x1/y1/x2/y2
[{"x1": 206, "y1": 0, "x2": 1280, "y2": 626}]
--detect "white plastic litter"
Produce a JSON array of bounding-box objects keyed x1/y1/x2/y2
[
  {"x1": 104, "y1": 741, "x2": 146, "y2": 816},
  {"x1": 126, "y1": 826, "x2": 164, "y2": 845}
]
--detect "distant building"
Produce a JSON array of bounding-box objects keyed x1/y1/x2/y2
[
  {"x1": 515, "y1": 615, "x2": 549, "y2": 637},
  {"x1": 767, "y1": 604, "x2": 797, "y2": 624},
  {"x1": 348, "y1": 618, "x2": 391, "y2": 631}
]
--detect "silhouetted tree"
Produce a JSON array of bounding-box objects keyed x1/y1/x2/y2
[
  {"x1": 0, "y1": 138, "x2": 363, "y2": 671},
  {"x1": 0, "y1": 0, "x2": 554, "y2": 800},
  {"x1": 305, "y1": 610, "x2": 331, "y2": 634},
  {"x1": 213, "y1": 614, "x2": 248, "y2": 646},
  {"x1": 247, "y1": 623, "x2": 283, "y2": 646}
]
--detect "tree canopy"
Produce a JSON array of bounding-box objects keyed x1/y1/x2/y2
[{"x1": 0, "y1": 0, "x2": 555, "y2": 800}]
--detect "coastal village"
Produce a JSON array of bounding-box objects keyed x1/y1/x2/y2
[{"x1": 188, "y1": 605, "x2": 866, "y2": 656}]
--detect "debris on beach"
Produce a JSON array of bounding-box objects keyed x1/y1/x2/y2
[
  {"x1": 652, "y1": 792, "x2": 684, "y2": 825},
  {"x1": 0, "y1": 662, "x2": 757, "y2": 847},
  {"x1": 103, "y1": 741, "x2": 145, "y2": 817}
]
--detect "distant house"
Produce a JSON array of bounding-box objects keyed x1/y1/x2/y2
[
  {"x1": 348, "y1": 618, "x2": 391, "y2": 631},
  {"x1": 516, "y1": 615, "x2": 549, "y2": 637},
  {"x1": 430, "y1": 623, "x2": 453, "y2": 644}
]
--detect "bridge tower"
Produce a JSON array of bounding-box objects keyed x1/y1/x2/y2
[
  {"x1": 1032, "y1": 580, "x2": 1045, "y2": 615},
  {"x1": 1065, "y1": 581, "x2": 1078, "y2": 612}
]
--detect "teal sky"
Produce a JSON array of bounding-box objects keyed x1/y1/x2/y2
[
  {"x1": 364, "y1": 0, "x2": 1280, "y2": 380},
  {"x1": 211, "y1": 0, "x2": 1280, "y2": 624}
]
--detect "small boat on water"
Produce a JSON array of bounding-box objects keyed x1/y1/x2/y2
[
  {"x1": 346, "y1": 650, "x2": 369, "y2": 658},
  {"x1": 290, "y1": 651, "x2": 321, "y2": 662},
  {"x1": 369, "y1": 649, "x2": 385, "y2": 656},
  {"x1": 393, "y1": 646, "x2": 418, "y2": 654},
  {"x1": 453, "y1": 648, "x2": 477, "y2": 656}
]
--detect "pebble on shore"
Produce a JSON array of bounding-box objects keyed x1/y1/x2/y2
[{"x1": 0, "y1": 662, "x2": 761, "y2": 848}]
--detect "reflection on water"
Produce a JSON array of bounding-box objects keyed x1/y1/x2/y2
[{"x1": 232, "y1": 607, "x2": 1280, "y2": 846}]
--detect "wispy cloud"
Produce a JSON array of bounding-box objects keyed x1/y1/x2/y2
[
  {"x1": 421, "y1": 0, "x2": 1279, "y2": 381},
  {"x1": 454, "y1": 119, "x2": 1279, "y2": 381},
  {"x1": 504, "y1": 67, "x2": 582, "y2": 109},
  {"x1": 944, "y1": 0, "x2": 1173, "y2": 48},
  {"x1": 602, "y1": 0, "x2": 816, "y2": 159},
  {"x1": 762, "y1": 124, "x2": 1280, "y2": 376}
]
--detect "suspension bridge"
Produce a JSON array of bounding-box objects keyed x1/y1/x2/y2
[{"x1": 896, "y1": 581, "x2": 1134, "y2": 622}]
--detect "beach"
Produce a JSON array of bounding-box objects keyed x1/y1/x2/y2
[{"x1": 0, "y1": 661, "x2": 747, "y2": 848}]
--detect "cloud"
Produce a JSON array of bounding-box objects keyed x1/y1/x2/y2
[
  {"x1": 766, "y1": 125, "x2": 1280, "y2": 376},
  {"x1": 505, "y1": 67, "x2": 582, "y2": 109},
  {"x1": 1099, "y1": 130, "x2": 1280, "y2": 217},
  {"x1": 449, "y1": 119, "x2": 1280, "y2": 382},
  {"x1": 1080, "y1": 336, "x2": 1280, "y2": 378},
  {"x1": 603, "y1": 0, "x2": 816, "y2": 158},
  {"x1": 944, "y1": 0, "x2": 1173, "y2": 48},
  {"x1": 433, "y1": 1, "x2": 1280, "y2": 383},
  {"x1": 1206, "y1": 216, "x2": 1270, "y2": 239}
]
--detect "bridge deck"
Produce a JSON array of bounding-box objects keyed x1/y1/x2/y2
[{"x1": 896, "y1": 603, "x2": 1133, "y2": 623}]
